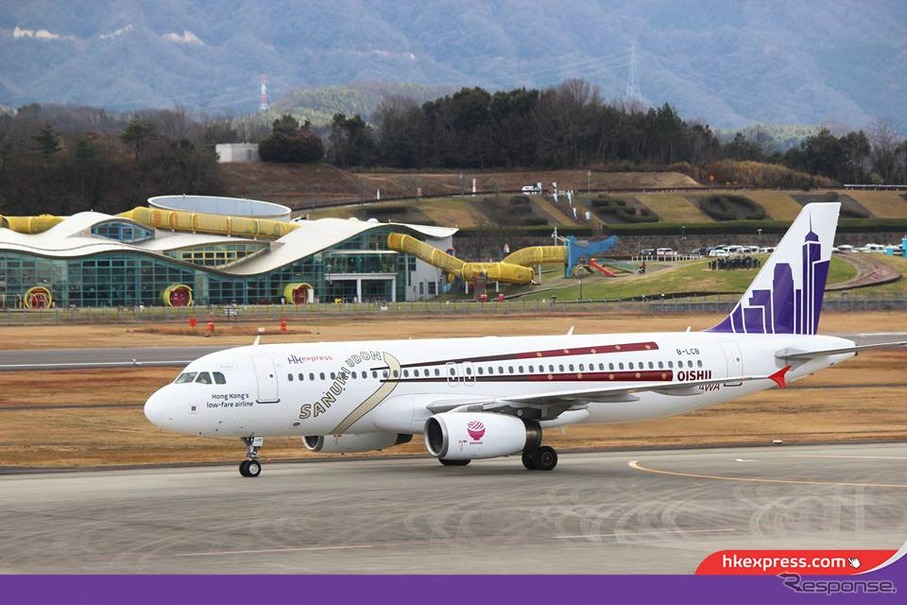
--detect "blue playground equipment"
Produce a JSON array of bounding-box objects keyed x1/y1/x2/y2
[{"x1": 565, "y1": 235, "x2": 619, "y2": 277}]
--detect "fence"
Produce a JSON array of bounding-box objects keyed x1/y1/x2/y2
[{"x1": 2, "y1": 292, "x2": 905, "y2": 326}]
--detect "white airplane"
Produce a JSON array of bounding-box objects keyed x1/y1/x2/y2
[{"x1": 144, "y1": 202, "x2": 903, "y2": 477}]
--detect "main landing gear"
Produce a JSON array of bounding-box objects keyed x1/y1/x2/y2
[
  {"x1": 239, "y1": 436, "x2": 264, "y2": 477},
  {"x1": 521, "y1": 445, "x2": 558, "y2": 471}
]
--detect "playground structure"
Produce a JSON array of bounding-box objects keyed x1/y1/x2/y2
[
  {"x1": 387, "y1": 232, "x2": 623, "y2": 288},
  {"x1": 386, "y1": 233, "x2": 548, "y2": 284}
]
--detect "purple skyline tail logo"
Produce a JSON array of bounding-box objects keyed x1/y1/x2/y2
[{"x1": 709, "y1": 219, "x2": 831, "y2": 335}]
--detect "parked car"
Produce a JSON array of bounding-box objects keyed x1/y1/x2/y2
[
  {"x1": 639, "y1": 248, "x2": 655, "y2": 257},
  {"x1": 656, "y1": 247, "x2": 675, "y2": 257},
  {"x1": 708, "y1": 248, "x2": 730, "y2": 257}
]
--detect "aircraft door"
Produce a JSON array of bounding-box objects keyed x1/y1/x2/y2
[
  {"x1": 719, "y1": 340, "x2": 743, "y2": 386},
  {"x1": 252, "y1": 355, "x2": 280, "y2": 403},
  {"x1": 445, "y1": 361, "x2": 476, "y2": 386}
]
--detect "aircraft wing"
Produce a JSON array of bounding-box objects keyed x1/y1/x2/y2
[
  {"x1": 426, "y1": 368, "x2": 790, "y2": 420},
  {"x1": 776, "y1": 340, "x2": 907, "y2": 361}
]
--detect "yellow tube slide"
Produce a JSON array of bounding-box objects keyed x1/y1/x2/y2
[
  {"x1": 501, "y1": 246, "x2": 567, "y2": 267},
  {"x1": 388, "y1": 232, "x2": 563, "y2": 285},
  {"x1": 120, "y1": 207, "x2": 298, "y2": 239},
  {"x1": 387, "y1": 233, "x2": 466, "y2": 274},
  {"x1": 0, "y1": 215, "x2": 64, "y2": 233}
]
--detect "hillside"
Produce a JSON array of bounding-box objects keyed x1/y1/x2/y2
[
  {"x1": 218, "y1": 163, "x2": 702, "y2": 210},
  {"x1": 2, "y1": 1, "x2": 905, "y2": 130},
  {"x1": 219, "y1": 163, "x2": 907, "y2": 234}
]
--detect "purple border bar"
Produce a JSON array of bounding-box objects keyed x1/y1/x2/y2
[{"x1": 2, "y1": 558, "x2": 905, "y2": 605}]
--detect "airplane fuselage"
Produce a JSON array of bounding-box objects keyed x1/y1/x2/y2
[{"x1": 144, "y1": 331, "x2": 855, "y2": 439}]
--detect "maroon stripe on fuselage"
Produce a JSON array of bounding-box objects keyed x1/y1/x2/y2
[
  {"x1": 398, "y1": 341, "x2": 660, "y2": 370},
  {"x1": 379, "y1": 370, "x2": 674, "y2": 385}
]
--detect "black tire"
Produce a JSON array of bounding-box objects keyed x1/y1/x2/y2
[
  {"x1": 530, "y1": 446, "x2": 558, "y2": 471},
  {"x1": 239, "y1": 460, "x2": 250, "y2": 477},
  {"x1": 245, "y1": 460, "x2": 262, "y2": 477},
  {"x1": 521, "y1": 449, "x2": 535, "y2": 470},
  {"x1": 439, "y1": 458, "x2": 470, "y2": 467}
]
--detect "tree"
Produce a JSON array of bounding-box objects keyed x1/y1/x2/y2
[
  {"x1": 373, "y1": 96, "x2": 425, "y2": 168},
  {"x1": 121, "y1": 117, "x2": 158, "y2": 161},
  {"x1": 868, "y1": 118, "x2": 900, "y2": 183},
  {"x1": 799, "y1": 129, "x2": 844, "y2": 180},
  {"x1": 258, "y1": 114, "x2": 324, "y2": 163},
  {"x1": 31, "y1": 122, "x2": 64, "y2": 167},
  {"x1": 328, "y1": 113, "x2": 376, "y2": 167},
  {"x1": 839, "y1": 131, "x2": 871, "y2": 183}
]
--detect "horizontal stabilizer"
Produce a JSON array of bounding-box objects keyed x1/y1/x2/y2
[{"x1": 776, "y1": 340, "x2": 907, "y2": 361}]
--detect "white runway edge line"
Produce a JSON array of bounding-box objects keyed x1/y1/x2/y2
[
  {"x1": 555, "y1": 528, "x2": 738, "y2": 540},
  {"x1": 175, "y1": 544, "x2": 376, "y2": 557},
  {"x1": 790, "y1": 454, "x2": 907, "y2": 460},
  {"x1": 628, "y1": 460, "x2": 907, "y2": 489}
]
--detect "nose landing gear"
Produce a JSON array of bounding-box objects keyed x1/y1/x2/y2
[{"x1": 239, "y1": 436, "x2": 264, "y2": 477}]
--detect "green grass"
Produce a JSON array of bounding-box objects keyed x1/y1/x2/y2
[
  {"x1": 744, "y1": 192, "x2": 803, "y2": 221},
  {"x1": 516, "y1": 256, "x2": 861, "y2": 301},
  {"x1": 634, "y1": 194, "x2": 710, "y2": 223}
]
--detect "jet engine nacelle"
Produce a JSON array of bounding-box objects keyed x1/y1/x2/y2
[
  {"x1": 303, "y1": 432, "x2": 413, "y2": 453},
  {"x1": 424, "y1": 412, "x2": 541, "y2": 460}
]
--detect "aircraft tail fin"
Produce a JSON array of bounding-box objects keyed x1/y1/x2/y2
[{"x1": 707, "y1": 203, "x2": 840, "y2": 335}]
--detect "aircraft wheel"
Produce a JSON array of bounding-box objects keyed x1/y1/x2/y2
[
  {"x1": 439, "y1": 458, "x2": 470, "y2": 467},
  {"x1": 245, "y1": 460, "x2": 262, "y2": 477},
  {"x1": 521, "y1": 450, "x2": 535, "y2": 470},
  {"x1": 530, "y1": 446, "x2": 558, "y2": 471},
  {"x1": 239, "y1": 460, "x2": 262, "y2": 477}
]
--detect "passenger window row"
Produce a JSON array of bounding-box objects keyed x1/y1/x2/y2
[{"x1": 285, "y1": 358, "x2": 704, "y2": 382}]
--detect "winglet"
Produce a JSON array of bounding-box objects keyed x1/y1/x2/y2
[{"x1": 769, "y1": 365, "x2": 792, "y2": 388}]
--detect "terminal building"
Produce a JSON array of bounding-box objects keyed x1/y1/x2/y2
[{"x1": 0, "y1": 196, "x2": 455, "y2": 309}]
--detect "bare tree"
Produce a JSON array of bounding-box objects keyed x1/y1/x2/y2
[{"x1": 868, "y1": 118, "x2": 902, "y2": 183}]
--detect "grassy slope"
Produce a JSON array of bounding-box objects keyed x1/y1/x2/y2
[{"x1": 516, "y1": 256, "x2": 862, "y2": 301}]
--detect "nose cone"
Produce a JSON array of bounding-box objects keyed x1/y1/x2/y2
[{"x1": 144, "y1": 386, "x2": 176, "y2": 429}]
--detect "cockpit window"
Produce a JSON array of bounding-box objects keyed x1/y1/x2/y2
[
  {"x1": 213, "y1": 372, "x2": 226, "y2": 384},
  {"x1": 175, "y1": 372, "x2": 197, "y2": 384},
  {"x1": 195, "y1": 372, "x2": 212, "y2": 384}
]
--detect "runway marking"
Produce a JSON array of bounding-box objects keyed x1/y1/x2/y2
[
  {"x1": 628, "y1": 460, "x2": 907, "y2": 489},
  {"x1": 175, "y1": 544, "x2": 375, "y2": 557},
  {"x1": 789, "y1": 454, "x2": 907, "y2": 460},
  {"x1": 556, "y1": 528, "x2": 737, "y2": 540}
]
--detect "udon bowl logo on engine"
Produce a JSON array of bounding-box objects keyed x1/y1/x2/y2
[{"x1": 467, "y1": 420, "x2": 486, "y2": 441}]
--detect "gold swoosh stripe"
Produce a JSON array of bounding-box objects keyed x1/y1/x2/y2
[{"x1": 329, "y1": 352, "x2": 402, "y2": 434}]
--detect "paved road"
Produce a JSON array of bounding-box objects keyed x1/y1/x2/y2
[
  {"x1": 0, "y1": 346, "x2": 227, "y2": 370},
  {"x1": 2, "y1": 442, "x2": 905, "y2": 574},
  {"x1": 1, "y1": 332, "x2": 904, "y2": 371}
]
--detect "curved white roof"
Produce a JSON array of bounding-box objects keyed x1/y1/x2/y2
[
  {"x1": 149, "y1": 195, "x2": 291, "y2": 220},
  {"x1": 0, "y1": 212, "x2": 457, "y2": 277}
]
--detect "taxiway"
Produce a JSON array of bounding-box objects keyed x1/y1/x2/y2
[{"x1": 1, "y1": 442, "x2": 905, "y2": 574}]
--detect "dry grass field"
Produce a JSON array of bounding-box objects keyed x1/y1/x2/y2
[{"x1": 1, "y1": 310, "x2": 904, "y2": 469}]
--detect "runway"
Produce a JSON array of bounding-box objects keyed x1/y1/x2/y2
[
  {"x1": 2, "y1": 442, "x2": 906, "y2": 574},
  {"x1": 1, "y1": 331, "x2": 904, "y2": 371}
]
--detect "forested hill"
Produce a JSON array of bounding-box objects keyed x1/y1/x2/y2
[{"x1": 1, "y1": 1, "x2": 905, "y2": 130}]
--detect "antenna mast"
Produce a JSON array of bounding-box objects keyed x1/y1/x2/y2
[{"x1": 259, "y1": 73, "x2": 269, "y2": 112}]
